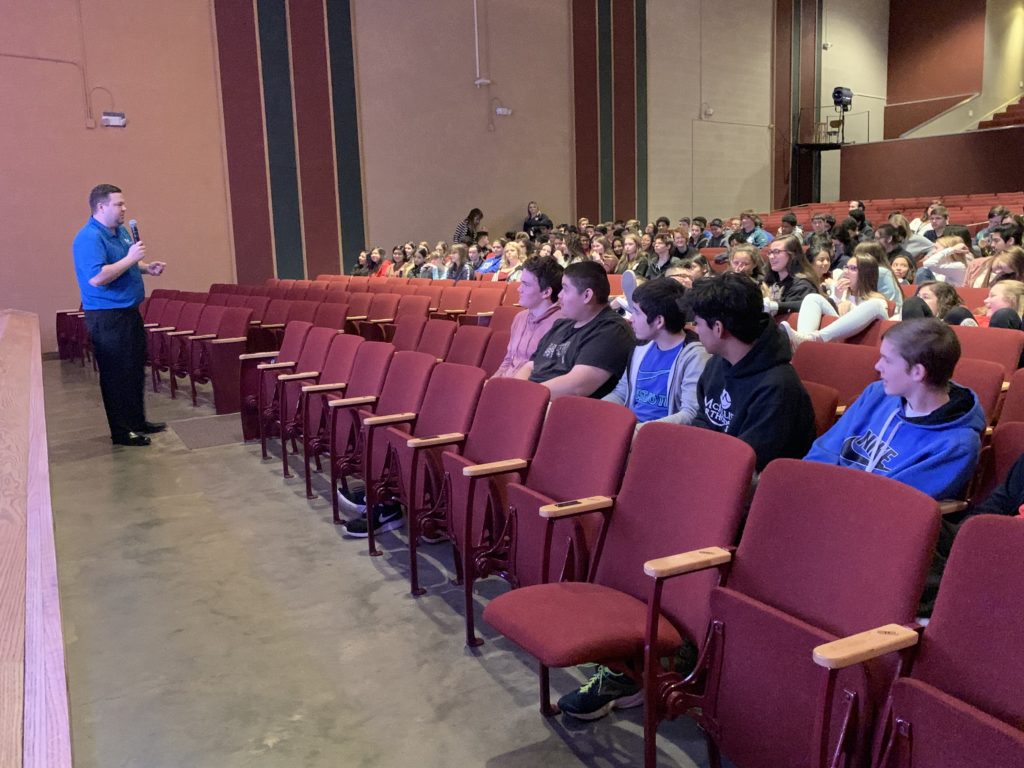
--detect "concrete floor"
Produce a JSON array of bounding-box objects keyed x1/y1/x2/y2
[{"x1": 45, "y1": 359, "x2": 720, "y2": 768}]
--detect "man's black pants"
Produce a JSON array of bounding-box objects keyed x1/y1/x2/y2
[{"x1": 84, "y1": 307, "x2": 148, "y2": 440}]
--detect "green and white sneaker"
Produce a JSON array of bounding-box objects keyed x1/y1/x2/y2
[{"x1": 557, "y1": 665, "x2": 643, "y2": 721}]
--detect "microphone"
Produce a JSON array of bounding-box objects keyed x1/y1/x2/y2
[{"x1": 128, "y1": 219, "x2": 140, "y2": 243}]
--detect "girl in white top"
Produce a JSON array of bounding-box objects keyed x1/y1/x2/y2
[
  {"x1": 782, "y1": 245, "x2": 891, "y2": 348},
  {"x1": 921, "y1": 236, "x2": 972, "y2": 287}
]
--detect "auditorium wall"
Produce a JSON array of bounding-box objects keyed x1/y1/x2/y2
[
  {"x1": 907, "y1": 0, "x2": 1024, "y2": 138},
  {"x1": 817, "y1": 0, "x2": 890, "y2": 203},
  {"x1": 645, "y1": 0, "x2": 775, "y2": 223},
  {"x1": 0, "y1": 0, "x2": 234, "y2": 353},
  {"x1": 351, "y1": 0, "x2": 575, "y2": 248}
]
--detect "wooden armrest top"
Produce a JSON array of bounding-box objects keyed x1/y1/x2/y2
[
  {"x1": 143, "y1": 322, "x2": 160, "y2": 327},
  {"x1": 188, "y1": 333, "x2": 217, "y2": 341},
  {"x1": 369, "y1": 317, "x2": 394, "y2": 324},
  {"x1": 260, "y1": 322, "x2": 286, "y2": 329},
  {"x1": 813, "y1": 624, "x2": 920, "y2": 670},
  {"x1": 475, "y1": 311, "x2": 494, "y2": 317},
  {"x1": 407, "y1": 432, "x2": 465, "y2": 448},
  {"x1": 539, "y1": 495, "x2": 614, "y2": 519},
  {"x1": 1002, "y1": 380, "x2": 1010, "y2": 392},
  {"x1": 148, "y1": 326, "x2": 175, "y2": 332},
  {"x1": 939, "y1": 500, "x2": 969, "y2": 516},
  {"x1": 165, "y1": 329, "x2": 195, "y2": 336},
  {"x1": 835, "y1": 404, "x2": 848, "y2": 416},
  {"x1": 327, "y1": 395, "x2": 377, "y2": 408},
  {"x1": 257, "y1": 361, "x2": 295, "y2": 370},
  {"x1": 362, "y1": 411, "x2": 417, "y2": 427},
  {"x1": 644, "y1": 547, "x2": 732, "y2": 579},
  {"x1": 278, "y1": 371, "x2": 319, "y2": 381},
  {"x1": 462, "y1": 458, "x2": 528, "y2": 478},
  {"x1": 239, "y1": 351, "x2": 279, "y2": 361},
  {"x1": 444, "y1": 308, "x2": 468, "y2": 315},
  {"x1": 212, "y1": 336, "x2": 247, "y2": 345},
  {"x1": 302, "y1": 382, "x2": 347, "y2": 394},
  {"x1": 346, "y1": 315, "x2": 368, "y2": 321}
]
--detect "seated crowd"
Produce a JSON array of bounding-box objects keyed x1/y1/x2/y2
[{"x1": 308, "y1": 197, "x2": 1024, "y2": 723}]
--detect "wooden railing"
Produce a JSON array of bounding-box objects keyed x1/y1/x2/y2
[{"x1": 0, "y1": 310, "x2": 73, "y2": 767}]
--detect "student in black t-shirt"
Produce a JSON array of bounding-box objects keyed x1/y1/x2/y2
[{"x1": 518, "y1": 261, "x2": 635, "y2": 399}]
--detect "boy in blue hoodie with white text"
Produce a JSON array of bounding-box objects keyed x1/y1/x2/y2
[{"x1": 805, "y1": 318, "x2": 985, "y2": 499}]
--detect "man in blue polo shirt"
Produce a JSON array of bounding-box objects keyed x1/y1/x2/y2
[{"x1": 73, "y1": 184, "x2": 168, "y2": 446}]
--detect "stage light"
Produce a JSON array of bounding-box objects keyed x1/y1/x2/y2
[{"x1": 832, "y1": 87, "x2": 854, "y2": 111}]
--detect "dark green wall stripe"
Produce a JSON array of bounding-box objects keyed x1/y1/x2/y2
[
  {"x1": 325, "y1": 0, "x2": 366, "y2": 273},
  {"x1": 597, "y1": 0, "x2": 614, "y2": 222},
  {"x1": 635, "y1": 0, "x2": 648, "y2": 225},
  {"x1": 256, "y1": 0, "x2": 304, "y2": 279}
]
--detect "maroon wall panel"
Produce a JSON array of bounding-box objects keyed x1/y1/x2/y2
[
  {"x1": 572, "y1": 0, "x2": 600, "y2": 222},
  {"x1": 885, "y1": 0, "x2": 985, "y2": 138},
  {"x1": 214, "y1": 0, "x2": 275, "y2": 284},
  {"x1": 840, "y1": 127, "x2": 1024, "y2": 199},
  {"x1": 288, "y1": 0, "x2": 342, "y2": 278},
  {"x1": 611, "y1": 0, "x2": 636, "y2": 220}
]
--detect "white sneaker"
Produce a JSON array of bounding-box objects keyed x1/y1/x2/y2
[
  {"x1": 336, "y1": 487, "x2": 367, "y2": 515},
  {"x1": 780, "y1": 321, "x2": 818, "y2": 350}
]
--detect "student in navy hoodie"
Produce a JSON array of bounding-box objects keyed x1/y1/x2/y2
[
  {"x1": 688, "y1": 272, "x2": 816, "y2": 471},
  {"x1": 805, "y1": 317, "x2": 985, "y2": 500}
]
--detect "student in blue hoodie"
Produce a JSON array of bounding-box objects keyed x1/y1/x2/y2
[{"x1": 805, "y1": 317, "x2": 985, "y2": 499}]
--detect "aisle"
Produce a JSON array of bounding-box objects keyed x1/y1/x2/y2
[{"x1": 44, "y1": 359, "x2": 711, "y2": 768}]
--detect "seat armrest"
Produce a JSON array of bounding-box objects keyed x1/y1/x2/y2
[
  {"x1": 165, "y1": 329, "x2": 195, "y2": 337},
  {"x1": 212, "y1": 336, "x2": 247, "y2": 345},
  {"x1": 148, "y1": 326, "x2": 175, "y2": 332},
  {"x1": 939, "y1": 499, "x2": 969, "y2": 516},
  {"x1": 239, "y1": 351, "x2": 280, "y2": 361},
  {"x1": 302, "y1": 382, "x2": 346, "y2": 394},
  {"x1": 475, "y1": 311, "x2": 494, "y2": 317},
  {"x1": 363, "y1": 411, "x2": 417, "y2": 427},
  {"x1": 188, "y1": 333, "x2": 218, "y2": 341},
  {"x1": 1002, "y1": 380, "x2": 1010, "y2": 392},
  {"x1": 346, "y1": 315, "x2": 368, "y2": 321},
  {"x1": 539, "y1": 496, "x2": 614, "y2": 519},
  {"x1": 444, "y1": 308, "x2": 468, "y2": 315},
  {"x1": 257, "y1": 361, "x2": 296, "y2": 371},
  {"x1": 278, "y1": 371, "x2": 319, "y2": 381},
  {"x1": 407, "y1": 432, "x2": 465, "y2": 449},
  {"x1": 644, "y1": 547, "x2": 732, "y2": 579},
  {"x1": 327, "y1": 395, "x2": 377, "y2": 408},
  {"x1": 835, "y1": 405, "x2": 847, "y2": 417},
  {"x1": 261, "y1": 322, "x2": 286, "y2": 329},
  {"x1": 369, "y1": 317, "x2": 394, "y2": 324},
  {"x1": 462, "y1": 458, "x2": 529, "y2": 478},
  {"x1": 813, "y1": 624, "x2": 921, "y2": 670}
]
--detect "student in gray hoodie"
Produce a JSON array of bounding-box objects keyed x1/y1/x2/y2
[{"x1": 603, "y1": 278, "x2": 709, "y2": 430}]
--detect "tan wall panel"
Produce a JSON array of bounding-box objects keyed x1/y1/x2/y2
[
  {"x1": 692, "y1": 121, "x2": 772, "y2": 218},
  {"x1": 0, "y1": 0, "x2": 233, "y2": 352},
  {"x1": 646, "y1": 0, "x2": 773, "y2": 222},
  {"x1": 352, "y1": 0, "x2": 574, "y2": 247}
]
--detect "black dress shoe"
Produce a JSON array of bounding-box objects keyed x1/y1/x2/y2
[
  {"x1": 112, "y1": 432, "x2": 152, "y2": 447},
  {"x1": 141, "y1": 421, "x2": 167, "y2": 434}
]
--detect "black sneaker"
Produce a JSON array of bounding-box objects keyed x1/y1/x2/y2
[
  {"x1": 337, "y1": 486, "x2": 367, "y2": 515},
  {"x1": 343, "y1": 502, "x2": 403, "y2": 538},
  {"x1": 557, "y1": 666, "x2": 643, "y2": 721}
]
